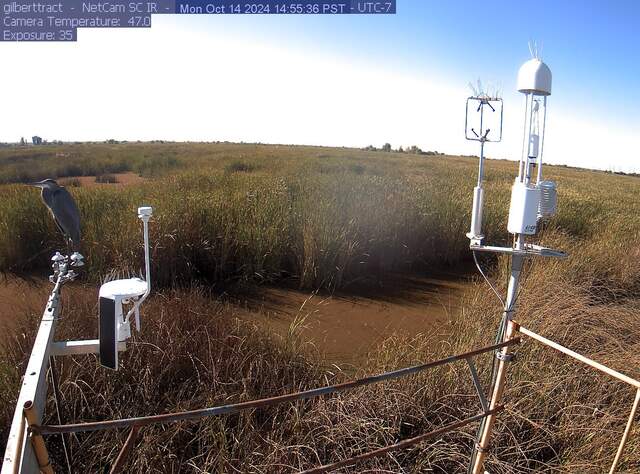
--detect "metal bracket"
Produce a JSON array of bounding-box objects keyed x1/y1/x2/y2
[
  {"x1": 470, "y1": 243, "x2": 567, "y2": 259},
  {"x1": 50, "y1": 339, "x2": 127, "y2": 357},
  {"x1": 475, "y1": 442, "x2": 490, "y2": 453},
  {"x1": 496, "y1": 351, "x2": 515, "y2": 362}
]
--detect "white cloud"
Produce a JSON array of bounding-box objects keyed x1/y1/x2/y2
[
  {"x1": 543, "y1": 114, "x2": 637, "y2": 173},
  {"x1": 1, "y1": 18, "x2": 636, "y2": 172}
]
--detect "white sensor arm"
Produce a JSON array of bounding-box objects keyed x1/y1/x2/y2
[
  {"x1": 467, "y1": 138, "x2": 487, "y2": 244},
  {"x1": 468, "y1": 185, "x2": 485, "y2": 242},
  {"x1": 125, "y1": 207, "x2": 152, "y2": 328},
  {"x1": 465, "y1": 96, "x2": 502, "y2": 245}
]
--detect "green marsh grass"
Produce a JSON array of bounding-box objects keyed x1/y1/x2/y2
[{"x1": 2, "y1": 143, "x2": 640, "y2": 471}]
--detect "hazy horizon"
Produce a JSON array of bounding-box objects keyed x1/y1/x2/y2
[{"x1": 2, "y1": 1, "x2": 638, "y2": 172}]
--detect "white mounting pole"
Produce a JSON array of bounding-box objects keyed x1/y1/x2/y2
[
  {"x1": 140, "y1": 206, "x2": 152, "y2": 296},
  {"x1": 125, "y1": 207, "x2": 153, "y2": 329},
  {"x1": 470, "y1": 53, "x2": 556, "y2": 473},
  {"x1": 470, "y1": 255, "x2": 523, "y2": 474},
  {"x1": 468, "y1": 137, "x2": 486, "y2": 243},
  {"x1": 536, "y1": 96, "x2": 548, "y2": 184},
  {"x1": 524, "y1": 95, "x2": 536, "y2": 184},
  {"x1": 518, "y1": 95, "x2": 528, "y2": 181},
  {"x1": 477, "y1": 102, "x2": 486, "y2": 187}
]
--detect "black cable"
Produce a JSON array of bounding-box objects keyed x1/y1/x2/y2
[{"x1": 473, "y1": 251, "x2": 504, "y2": 307}]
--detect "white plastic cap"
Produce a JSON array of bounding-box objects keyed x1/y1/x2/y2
[
  {"x1": 517, "y1": 58, "x2": 552, "y2": 96},
  {"x1": 138, "y1": 206, "x2": 153, "y2": 218}
]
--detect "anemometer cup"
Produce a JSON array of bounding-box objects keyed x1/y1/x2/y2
[{"x1": 70, "y1": 252, "x2": 85, "y2": 267}]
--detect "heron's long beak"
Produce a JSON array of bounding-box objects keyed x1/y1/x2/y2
[{"x1": 29, "y1": 182, "x2": 44, "y2": 187}]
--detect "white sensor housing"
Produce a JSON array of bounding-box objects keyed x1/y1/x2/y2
[
  {"x1": 138, "y1": 206, "x2": 153, "y2": 218},
  {"x1": 466, "y1": 186, "x2": 485, "y2": 243},
  {"x1": 99, "y1": 206, "x2": 153, "y2": 370},
  {"x1": 517, "y1": 58, "x2": 552, "y2": 96},
  {"x1": 507, "y1": 180, "x2": 540, "y2": 235},
  {"x1": 528, "y1": 134, "x2": 539, "y2": 159},
  {"x1": 537, "y1": 180, "x2": 557, "y2": 218}
]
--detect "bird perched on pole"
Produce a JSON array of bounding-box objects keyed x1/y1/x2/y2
[{"x1": 30, "y1": 179, "x2": 81, "y2": 252}]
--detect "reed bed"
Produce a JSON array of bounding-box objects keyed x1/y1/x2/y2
[
  {"x1": 1, "y1": 143, "x2": 640, "y2": 472},
  {"x1": 4, "y1": 142, "x2": 635, "y2": 290}
]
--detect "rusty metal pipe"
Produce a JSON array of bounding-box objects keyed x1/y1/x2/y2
[
  {"x1": 23, "y1": 401, "x2": 54, "y2": 474},
  {"x1": 35, "y1": 339, "x2": 519, "y2": 436},
  {"x1": 301, "y1": 406, "x2": 505, "y2": 474},
  {"x1": 109, "y1": 426, "x2": 140, "y2": 474}
]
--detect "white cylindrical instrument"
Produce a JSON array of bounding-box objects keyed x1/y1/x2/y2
[
  {"x1": 507, "y1": 180, "x2": 541, "y2": 235},
  {"x1": 537, "y1": 180, "x2": 557, "y2": 218}
]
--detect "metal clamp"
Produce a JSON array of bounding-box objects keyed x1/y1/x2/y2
[
  {"x1": 475, "y1": 442, "x2": 490, "y2": 453},
  {"x1": 496, "y1": 351, "x2": 515, "y2": 362}
]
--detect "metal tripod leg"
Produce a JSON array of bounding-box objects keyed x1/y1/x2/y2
[{"x1": 470, "y1": 255, "x2": 523, "y2": 474}]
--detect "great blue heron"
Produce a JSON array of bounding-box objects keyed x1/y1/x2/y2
[{"x1": 31, "y1": 179, "x2": 81, "y2": 251}]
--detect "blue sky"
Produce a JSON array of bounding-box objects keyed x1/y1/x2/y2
[
  {"x1": 2, "y1": 0, "x2": 638, "y2": 170},
  {"x1": 204, "y1": 0, "x2": 639, "y2": 121}
]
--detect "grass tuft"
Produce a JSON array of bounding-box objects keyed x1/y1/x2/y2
[{"x1": 1, "y1": 143, "x2": 640, "y2": 471}]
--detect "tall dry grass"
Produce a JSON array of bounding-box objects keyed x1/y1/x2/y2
[
  {"x1": 0, "y1": 143, "x2": 183, "y2": 184},
  {"x1": 2, "y1": 142, "x2": 613, "y2": 290},
  {"x1": 2, "y1": 143, "x2": 640, "y2": 471},
  {"x1": 3, "y1": 254, "x2": 638, "y2": 472}
]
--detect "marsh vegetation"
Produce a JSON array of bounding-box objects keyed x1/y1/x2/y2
[{"x1": 1, "y1": 142, "x2": 639, "y2": 472}]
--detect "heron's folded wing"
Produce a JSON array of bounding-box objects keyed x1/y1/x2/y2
[{"x1": 50, "y1": 188, "x2": 81, "y2": 244}]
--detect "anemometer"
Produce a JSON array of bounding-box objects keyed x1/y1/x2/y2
[{"x1": 464, "y1": 81, "x2": 503, "y2": 244}]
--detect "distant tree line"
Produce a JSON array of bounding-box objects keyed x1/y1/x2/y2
[
  {"x1": 15, "y1": 136, "x2": 64, "y2": 146},
  {"x1": 363, "y1": 143, "x2": 445, "y2": 156}
]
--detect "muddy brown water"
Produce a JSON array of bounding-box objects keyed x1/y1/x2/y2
[
  {"x1": 237, "y1": 272, "x2": 471, "y2": 365},
  {"x1": 0, "y1": 271, "x2": 472, "y2": 366}
]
